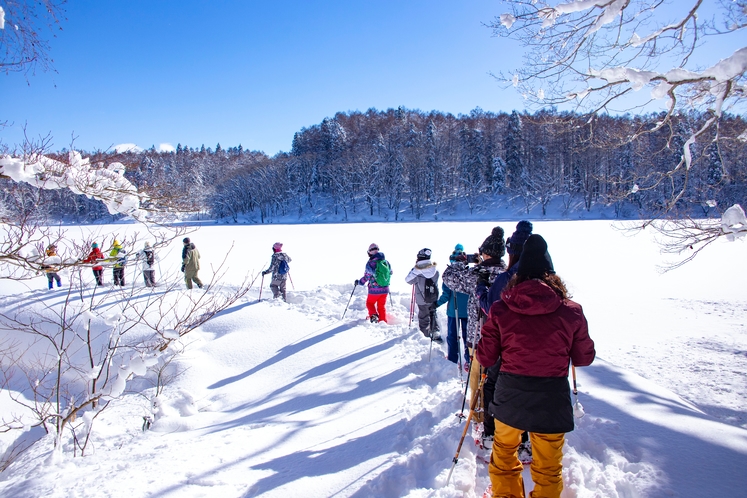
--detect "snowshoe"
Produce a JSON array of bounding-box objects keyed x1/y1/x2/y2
[
  {"x1": 430, "y1": 333, "x2": 443, "y2": 344},
  {"x1": 480, "y1": 434, "x2": 493, "y2": 450},
  {"x1": 518, "y1": 440, "x2": 533, "y2": 465}
]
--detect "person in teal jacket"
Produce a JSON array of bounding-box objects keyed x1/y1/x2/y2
[{"x1": 437, "y1": 244, "x2": 470, "y2": 366}]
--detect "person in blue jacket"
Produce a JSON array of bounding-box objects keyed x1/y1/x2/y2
[{"x1": 437, "y1": 244, "x2": 469, "y2": 367}]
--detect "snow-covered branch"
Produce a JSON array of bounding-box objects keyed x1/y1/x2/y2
[{"x1": 0, "y1": 152, "x2": 149, "y2": 221}]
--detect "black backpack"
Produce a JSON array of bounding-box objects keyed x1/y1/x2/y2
[
  {"x1": 423, "y1": 277, "x2": 439, "y2": 303},
  {"x1": 144, "y1": 249, "x2": 154, "y2": 266}
]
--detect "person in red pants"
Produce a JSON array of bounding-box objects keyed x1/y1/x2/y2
[{"x1": 355, "y1": 243, "x2": 392, "y2": 323}]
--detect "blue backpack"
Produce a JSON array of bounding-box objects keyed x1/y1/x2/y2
[{"x1": 278, "y1": 259, "x2": 290, "y2": 275}]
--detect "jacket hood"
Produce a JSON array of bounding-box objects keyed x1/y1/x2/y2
[
  {"x1": 502, "y1": 279, "x2": 562, "y2": 316},
  {"x1": 414, "y1": 259, "x2": 437, "y2": 277},
  {"x1": 370, "y1": 252, "x2": 385, "y2": 261}
]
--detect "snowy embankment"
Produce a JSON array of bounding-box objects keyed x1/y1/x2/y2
[{"x1": 0, "y1": 221, "x2": 745, "y2": 497}]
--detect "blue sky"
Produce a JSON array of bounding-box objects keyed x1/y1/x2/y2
[
  {"x1": 2, "y1": 1, "x2": 526, "y2": 155},
  {"x1": 3, "y1": 1, "x2": 743, "y2": 156}
]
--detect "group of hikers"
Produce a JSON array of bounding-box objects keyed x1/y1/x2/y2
[
  {"x1": 354, "y1": 223, "x2": 596, "y2": 498},
  {"x1": 37, "y1": 224, "x2": 594, "y2": 496},
  {"x1": 37, "y1": 235, "x2": 294, "y2": 295},
  {"x1": 38, "y1": 237, "x2": 202, "y2": 290}
]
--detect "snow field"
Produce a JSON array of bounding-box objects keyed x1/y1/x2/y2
[{"x1": 0, "y1": 220, "x2": 744, "y2": 497}]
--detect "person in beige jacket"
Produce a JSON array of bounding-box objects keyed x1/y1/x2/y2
[{"x1": 182, "y1": 238, "x2": 203, "y2": 289}]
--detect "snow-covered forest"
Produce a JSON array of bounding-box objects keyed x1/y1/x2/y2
[{"x1": 3, "y1": 108, "x2": 746, "y2": 224}]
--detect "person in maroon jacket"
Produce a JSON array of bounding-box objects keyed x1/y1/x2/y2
[{"x1": 476, "y1": 234, "x2": 595, "y2": 498}]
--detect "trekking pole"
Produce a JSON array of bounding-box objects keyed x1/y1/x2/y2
[
  {"x1": 258, "y1": 274, "x2": 265, "y2": 302},
  {"x1": 572, "y1": 364, "x2": 585, "y2": 418},
  {"x1": 458, "y1": 316, "x2": 483, "y2": 419},
  {"x1": 409, "y1": 285, "x2": 415, "y2": 326},
  {"x1": 456, "y1": 362, "x2": 471, "y2": 420},
  {"x1": 446, "y1": 373, "x2": 487, "y2": 485},
  {"x1": 454, "y1": 293, "x2": 463, "y2": 381},
  {"x1": 341, "y1": 282, "x2": 357, "y2": 320},
  {"x1": 428, "y1": 326, "x2": 434, "y2": 362},
  {"x1": 288, "y1": 272, "x2": 295, "y2": 290}
]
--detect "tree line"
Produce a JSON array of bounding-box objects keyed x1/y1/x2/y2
[{"x1": 4, "y1": 107, "x2": 746, "y2": 223}]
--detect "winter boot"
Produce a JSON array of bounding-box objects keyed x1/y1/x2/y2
[
  {"x1": 48, "y1": 282, "x2": 53, "y2": 290},
  {"x1": 430, "y1": 331, "x2": 443, "y2": 343},
  {"x1": 518, "y1": 440, "x2": 533, "y2": 465},
  {"x1": 370, "y1": 314, "x2": 379, "y2": 323}
]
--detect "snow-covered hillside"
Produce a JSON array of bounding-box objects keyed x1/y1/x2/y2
[{"x1": 0, "y1": 220, "x2": 745, "y2": 497}]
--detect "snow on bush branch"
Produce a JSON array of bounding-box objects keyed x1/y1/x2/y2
[
  {"x1": 0, "y1": 151, "x2": 149, "y2": 221},
  {"x1": 721, "y1": 204, "x2": 747, "y2": 241}
]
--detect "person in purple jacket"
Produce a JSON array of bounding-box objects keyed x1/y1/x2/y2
[
  {"x1": 355, "y1": 243, "x2": 392, "y2": 323},
  {"x1": 477, "y1": 234, "x2": 595, "y2": 498}
]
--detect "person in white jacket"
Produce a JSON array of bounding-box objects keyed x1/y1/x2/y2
[
  {"x1": 405, "y1": 248, "x2": 442, "y2": 343},
  {"x1": 138, "y1": 242, "x2": 157, "y2": 287}
]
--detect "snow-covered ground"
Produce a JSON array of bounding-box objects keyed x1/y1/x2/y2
[{"x1": 0, "y1": 220, "x2": 745, "y2": 497}]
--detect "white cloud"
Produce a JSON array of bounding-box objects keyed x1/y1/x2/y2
[{"x1": 158, "y1": 143, "x2": 175, "y2": 153}]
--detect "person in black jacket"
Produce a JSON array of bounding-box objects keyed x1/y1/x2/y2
[{"x1": 476, "y1": 221, "x2": 533, "y2": 454}]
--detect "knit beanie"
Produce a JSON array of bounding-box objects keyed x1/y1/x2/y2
[
  {"x1": 367, "y1": 243, "x2": 380, "y2": 255},
  {"x1": 517, "y1": 234, "x2": 555, "y2": 278},
  {"x1": 417, "y1": 248, "x2": 432, "y2": 261},
  {"x1": 449, "y1": 243, "x2": 465, "y2": 262},
  {"x1": 144, "y1": 241, "x2": 151, "y2": 249},
  {"x1": 183, "y1": 237, "x2": 190, "y2": 245},
  {"x1": 506, "y1": 220, "x2": 533, "y2": 256},
  {"x1": 479, "y1": 227, "x2": 506, "y2": 259},
  {"x1": 92, "y1": 242, "x2": 98, "y2": 248},
  {"x1": 273, "y1": 242, "x2": 283, "y2": 252}
]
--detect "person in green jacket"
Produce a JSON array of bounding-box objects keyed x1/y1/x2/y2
[{"x1": 109, "y1": 240, "x2": 127, "y2": 287}]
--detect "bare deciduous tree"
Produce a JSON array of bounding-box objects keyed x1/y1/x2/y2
[
  {"x1": 0, "y1": 0, "x2": 66, "y2": 76},
  {"x1": 490, "y1": 0, "x2": 747, "y2": 259}
]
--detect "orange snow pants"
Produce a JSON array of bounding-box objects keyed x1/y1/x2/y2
[{"x1": 489, "y1": 420, "x2": 565, "y2": 498}]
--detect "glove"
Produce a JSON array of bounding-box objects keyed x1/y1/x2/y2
[
  {"x1": 180, "y1": 265, "x2": 185, "y2": 273},
  {"x1": 262, "y1": 270, "x2": 269, "y2": 276},
  {"x1": 454, "y1": 253, "x2": 467, "y2": 263},
  {"x1": 476, "y1": 267, "x2": 491, "y2": 286},
  {"x1": 354, "y1": 279, "x2": 360, "y2": 286}
]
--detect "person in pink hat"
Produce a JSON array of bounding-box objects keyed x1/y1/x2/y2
[
  {"x1": 355, "y1": 243, "x2": 392, "y2": 323},
  {"x1": 262, "y1": 242, "x2": 292, "y2": 301}
]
